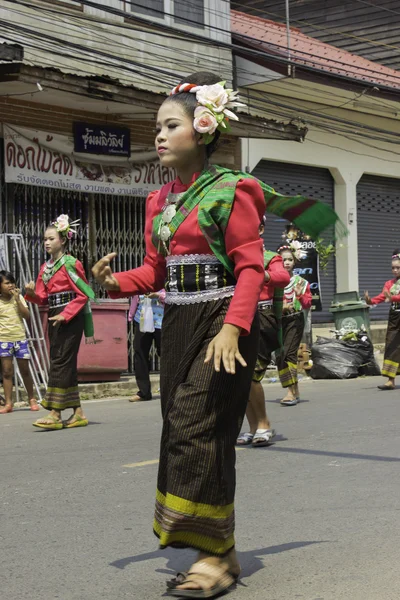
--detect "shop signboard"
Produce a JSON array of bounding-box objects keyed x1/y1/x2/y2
[{"x1": 3, "y1": 124, "x2": 175, "y2": 196}]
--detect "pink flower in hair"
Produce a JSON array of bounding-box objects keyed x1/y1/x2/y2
[{"x1": 193, "y1": 107, "x2": 218, "y2": 134}]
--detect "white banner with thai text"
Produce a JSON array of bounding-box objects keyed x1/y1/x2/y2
[{"x1": 3, "y1": 124, "x2": 176, "y2": 196}]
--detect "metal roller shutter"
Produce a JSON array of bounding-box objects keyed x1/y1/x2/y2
[
  {"x1": 251, "y1": 160, "x2": 335, "y2": 323},
  {"x1": 357, "y1": 174, "x2": 400, "y2": 321}
]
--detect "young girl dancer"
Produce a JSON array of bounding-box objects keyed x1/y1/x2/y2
[
  {"x1": 277, "y1": 243, "x2": 312, "y2": 405},
  {"x1": 25, "y1": 215, "x2": 94, "y2": 430},
  {"x1": 92, "y1": 72, "x2": 341, "y2": 598},
  {"x1": 365, "y1": 249, "x2": 400, "y2": 390},
  {"x1": 0, "y1": 270, "x2": 39, "y2": 414},
  {"x1": 237, "y1": 220, "x2": 289, "y2": 447}
]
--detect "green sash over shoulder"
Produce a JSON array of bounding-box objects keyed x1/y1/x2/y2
[
  {"x1": 42, "y1": 255, "x2": 96, "y2": 339},
  {"x1": 152, "y1": 165, "x2": 344, "y2": 276}
]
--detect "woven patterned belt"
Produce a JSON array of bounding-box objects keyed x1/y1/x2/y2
[
  {"x1": 391, "y1": 302, "x2": 400, "y2": 311},
  {"x1": 48, "y1": 291, "x2": 76, "y2": 308},
  {"x1": 165, "y1": 254, "x2": 236, "y2": 305},
  {"x1": 258, "y1": 300, "x2": 273, "y2": 311}
]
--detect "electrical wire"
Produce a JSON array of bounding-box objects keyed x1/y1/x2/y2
[
  {"x1": 3, "y1": 0, "x2": 400, "y2": 145},
  {"x1": 231, "y1": 0, "x2": 400, "y2": 55},
  {"x1": 6, "y1": 0, "x2": 400, "y2": 100},
  {"x1": 9, "y1": 0, "x2": 400, "y2": 88}
]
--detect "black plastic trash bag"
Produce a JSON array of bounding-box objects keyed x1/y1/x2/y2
[{"x1": 310, "y1": 336, "x2": 381, "y2": 380}]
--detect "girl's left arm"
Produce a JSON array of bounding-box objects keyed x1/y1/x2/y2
[
  {"x1": 223, "y1": 178, "x2": 266, "y2": 334},
  {"x1": 60, "y1": 260, "x2": 91, "y2": 322}
]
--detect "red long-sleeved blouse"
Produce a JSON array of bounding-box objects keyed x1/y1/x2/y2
[
  {"x1": 110, "y1": 174, "x2": 266, "y2": 334},
  {"x1": 26, "y1": 259, "x2": 89, "y2": 322},
  {"x1": 371, "y1": 279, "x2": 400, "y2": 305},
  {"x1": 259, "y1": 255, "x2": 290, "y2": 301}
]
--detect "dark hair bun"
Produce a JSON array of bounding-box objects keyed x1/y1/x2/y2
[
  {"x1": 393, "y1": 248, "x2": 400, "y2": 255},
  {"x1": 167, "y1": 71, "x2": 222, "y2": 157}
]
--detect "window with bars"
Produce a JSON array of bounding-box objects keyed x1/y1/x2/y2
[
  {"x1": 174, "y1": 0, "x2": 205, "y2": 28},
  {"x1": 128, "y1": 0, "x2": 164, "y2": 19},
  {"x1": 127, "y1": 0, "x2": 205, "y2": 28}
]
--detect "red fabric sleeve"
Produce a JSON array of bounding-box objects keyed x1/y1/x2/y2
[
  {"x1": 298, "y1": 282, "x2": 313, "y2": 309},
  {"x1": 223, "y1": 178, "x2": 265, "y2": 334},
  {"x1": 60, "y1": 260, "x2": 90, "y2": 323},
  {"x1": 267, "y1": 255, "x2": 290, "y2": 288},
  {"x1": 110, "y1": 191, "x2": 166, "y2": 298},
  {"x1": 371, "y1": 280, "x2": 392, "y2": 305},
  {"x1": 25, "y1": 264, "x2": 47, "y2": 306}
]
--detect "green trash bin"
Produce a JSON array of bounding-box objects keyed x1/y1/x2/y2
[{"x1": 329, "y1": 291, "x2": 371, "y2": 334}]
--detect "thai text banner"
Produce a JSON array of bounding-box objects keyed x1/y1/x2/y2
[{"x1": 4, "y1": 124, "x2": 175, "y2": 196}]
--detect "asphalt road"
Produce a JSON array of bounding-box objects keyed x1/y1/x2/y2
[{"x1": 1, "y1": 377, "x2": 400, "y2": 600}]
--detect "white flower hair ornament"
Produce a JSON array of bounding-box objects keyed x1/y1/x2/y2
[
  {"x1": 52, "y1": 214, "x2": 79, "y2": 240},
  {"x1": 278, "y1": 241, "x2": 307, "y2": 261},
  {"x1": 170, "y1": 81, "x2": 246, "y2": 145}
]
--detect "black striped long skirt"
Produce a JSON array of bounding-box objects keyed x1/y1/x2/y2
[
  {"x1": 381, "y1": 309, "x2": 400, "y2": 378},
  {"x1": 279, "y1": 312, "x2": 305, "y2": 387},
  {"x1": 154, "y1": 298, "x2": 259, "y2": 556},
  {"x1": 41, "y1": 307, "x2": 84, "y2": 411}
]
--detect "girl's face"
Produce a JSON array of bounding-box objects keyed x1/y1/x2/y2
[
  {"x1": 392, "y1": 259, "x2": 400, "y2": 278},
  {"x1": 44, "y1": 228, "x2": 65, "y2": 257},
  {"x1": 155, "y1": 101, "x2": 204, "y2": 171},
  {"x1": 281, "y1": 250, "x2": 295, "y2": 272},
  {"x1": 0, "y1": 278, "x2": 14, "y2": 298}
]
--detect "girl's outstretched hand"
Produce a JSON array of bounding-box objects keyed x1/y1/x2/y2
[
  {"x1": 204, "y1": 323, "x2": 246, "y2": 374},
  {"x1": 383, "y1": 289, "x2": 392, "y2": 303},
  {"x1": 92, "y1": 253, "x2": 120, "y2": 291}
]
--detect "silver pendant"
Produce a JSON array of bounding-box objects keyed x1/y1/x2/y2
[
  {"x1": 160, "y1": 225, "x2": 171, "y2": 242},
  {"x1": 162, "y1": 204, "x2": 176, "y2": 224}
]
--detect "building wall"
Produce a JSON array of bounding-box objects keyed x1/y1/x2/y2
[
  {"x1": 0, "y1": 0, "x2": 232, "y2": 92},
  {"x1": 244, "y1": 125, "x2": 400, "y2": 311}
]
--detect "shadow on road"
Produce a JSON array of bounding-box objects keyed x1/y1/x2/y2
[
  {"x1": 268, "y1": 446, "x2": 400, "y2": 462},
  {"x1": 109, "y1": 540, "x2": 327, "y2": 579}
]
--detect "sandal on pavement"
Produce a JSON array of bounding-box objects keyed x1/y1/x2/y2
[
  {"x1": 252, "y1": 428, "x2": 276, "y2": 447},
  {"x1": 167, "y1": 568, "x2": 240, "y2": 590},
  {"x1": 236, "y1": 432, "x2": 254, "y2": 445},
  {"x1": 0, "y1": 404, "x2": 13, "y2": 414},
  {"x1": 29, "y1": 399, "x2": 40, "y2": 412},
  {"x1": 129, "y1": 394, "x2": 142, "y2": 402},
  {"x1": 167, "y1": 572, "x2": 189, "y2": 589},
  {"x1": 377, "y1": 385, "x2": 395, "y2": 391},
  {"x1": 280, "y1": 397, "x2": 298, "y2": 406},
  {"x1": 64, "y1": 414, "x2": 89, "y2": 428},
  {"x1": 167, "y1": 561, "x2": 236, "y2": 598},
  {"x1": 33, "y1": 415, "x2": 63, "y2": 430}
]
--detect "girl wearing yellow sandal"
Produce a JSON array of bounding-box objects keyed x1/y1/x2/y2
[{"x1": 26, "y1": 215, "x2": 94, "y2": 431}]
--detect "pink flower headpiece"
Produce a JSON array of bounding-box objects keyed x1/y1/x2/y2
[
  {"x1": 52, "y1": 214, "x2": 79, "y2": 240},
  {"x1": 278, "y1": 240, "x2": 307, "y2": 261},
  {"x1": 170, "y1": 81, "x2": 246, "y2": 145},
  {"x1": 392, "y1": 253, "x2": 400, "y2": 260}
]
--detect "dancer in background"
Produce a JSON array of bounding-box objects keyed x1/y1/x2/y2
[
  {"x1": 26, "y1": 215, "x2": 94, "y2": 430},
  {"x1": 0, "y1": 270, "x2": 39, "y2": 414},
  {"x1": 129, "y1": 291, "x2": 165, "y2": 402},
  {"x1": 277, "y1": 243, "x2": 312, "y2": 405},
  {"x1": 93, "y1": 71, "x2": 342, "y2": 599},
  {"x1": 237, "y1": 220, "x2": 289, "y2": 447},
  {"x1": 365, "y1": 249, "x2": 400, "y2": 390}
]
